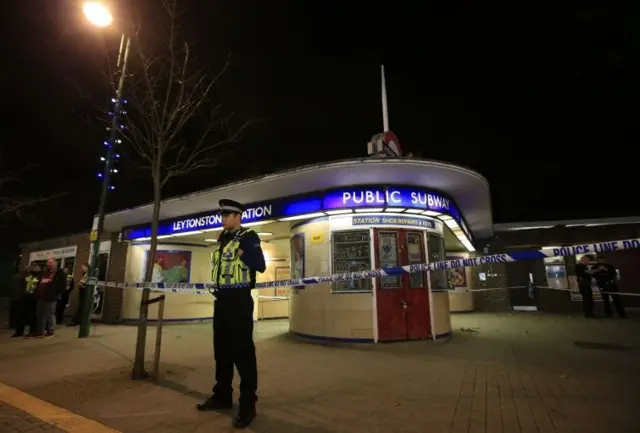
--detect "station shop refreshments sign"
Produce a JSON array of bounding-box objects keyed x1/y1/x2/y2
[
  {"x1": 351, "y1": 215, "x2": 436, "y2": 229},
  {"x1": 123, "y1": 186, "x2": 472, "y2": 241}
]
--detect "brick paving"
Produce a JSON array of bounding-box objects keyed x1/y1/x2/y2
[
  {"x1": 0, "y1": 402, "x2": 65, "y2": 433},
  {"x1": 0, "y1": 312, "x2": 638, "y2": 432}
]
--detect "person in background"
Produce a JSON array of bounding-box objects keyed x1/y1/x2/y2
[
  {"x1": 67, "y1": 263, "x2": 88, "y2": 327},
  {"x1": 592, "y1": 256, "x2": 626, "y2": 318},
  {"x1": 9, "y1": 265, "x2": 30, "y2": 332},
  {"x1": 56, "y1": 267, "x2": 74, "y2": 325},
  {"x1": 34, "y1": 257, "x2": 66, "y2": 338},
  {"x1": 20, "y1": 263, "x2": 41, "y2": 338},
  {"x1": 575, "y1": 255, "x2": 595, "y2": 318}
]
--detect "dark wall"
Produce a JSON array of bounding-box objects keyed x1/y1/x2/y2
[
  {"x1": 495, "y1": 224, "x2": 640, "y2": 312},
  {"x1": 0, "y1": 249, "x2": 19, "y2": 298}
]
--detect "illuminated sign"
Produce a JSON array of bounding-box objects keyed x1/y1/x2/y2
[
  {"x1": 126, "y1": 203, "x2": 274, "y2": 239},
  {"x1": 352, "y1": 216, "x2": 436, "y2": 229},
  {"x1": 171, "y1": 205, "x2": 272, "y2": 232},
  {"x1": 323, "y1": 187, "x2": 451, "y2": 211},
  {"x1": 123, "y1": 185, "x2": 472, "y2": 241}
]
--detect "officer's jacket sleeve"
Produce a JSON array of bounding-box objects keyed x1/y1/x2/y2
[{"x1": 239, "y1": 231, "x2": 266, "y2": 273}]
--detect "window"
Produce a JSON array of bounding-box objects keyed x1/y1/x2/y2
[
  {"x1": 62, "y1": 257, "x2": 75, "y2": 274},
  {"x1": 426, "y1": 233, "x2": 447, "y2": 291},
  {"x1": 378, "y1": 231, "x2": 401, "y2": 289},
  {"x1": 97, "y1": 253, "x2": 110, "y2": 281},
  {"x1": 406, "y1": 232, "x2": 425, "y2": 288},
  {"x1": 331, "y1": 230, "x2": 372, "y2": 293}
]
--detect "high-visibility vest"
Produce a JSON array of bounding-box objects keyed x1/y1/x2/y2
[
  {"x1": 211, "y1": 228, "x2": 254, "y2": 289},
  {"x1": 25, "y1": 275, "x2": 39, "y2": 294}
]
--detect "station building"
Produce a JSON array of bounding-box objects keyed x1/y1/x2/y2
[
  {"x1": 19, "y1": 153, "x2": 639, "y2": 342},
  {"x1": 19, "y1": 152, "x2": 494, "y2": 343},
  {"x1": 479, "y1": 217, "x2": 640, "y2": 313}
]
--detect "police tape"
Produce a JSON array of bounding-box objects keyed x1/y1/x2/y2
[
  {"x1": 96, "y1": 285, "x2": 640, "y2": 298},
  {"x1": 534, "y1": 286, "x2": 640, "y2": 297},
  {"x1": 450, "y1": 286, "x2": 640, "y2": 297},
  {"x1": 90, "y1": 238, "x2": 640, "y2": 292}
]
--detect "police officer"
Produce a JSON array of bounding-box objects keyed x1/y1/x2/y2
[
  {"x1": 575, "y1": 255, "x2": 595, "y2": 317},
  {"x1": 592, "y1": 256, "x2": 626, "y2": 318},
  {"x1": 197, "y1": 199, "x2": 266, "y2": 429}
]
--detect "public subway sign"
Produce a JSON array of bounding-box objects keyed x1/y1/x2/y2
[
  {"x1": 123, "y1": 185, "x2": 472, "y2": 241},
  {"x1": 322, "y1": 188, "x2": 452, "y2": 212},
  {"x1": 352, "y1": 215, "x2": 436, "y2": 229}
]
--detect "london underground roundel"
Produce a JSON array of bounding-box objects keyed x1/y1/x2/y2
[{"x1": 383, "y1": 131, "x2": 402, "y2": 157}]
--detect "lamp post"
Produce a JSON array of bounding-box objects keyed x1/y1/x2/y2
[{"x1": 79, "y1": 2, "x2": 131, "y2": 338}]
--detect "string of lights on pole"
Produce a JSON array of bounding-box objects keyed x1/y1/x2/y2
[{"x1": 97, "y1": 96, "x2": 128, "y2": 190}]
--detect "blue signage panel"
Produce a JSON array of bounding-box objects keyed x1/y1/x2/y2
[
  {"x1": 323, "y1": 187, "x2": 456, "y2": 214},
  {"x1": 123, "y1": 185, "x2": 473, "y2": 241},
  {"x1": 124, "y1": 201, "x2": 278, "y2": 240},
  {"x1": 352, "y1": 215, "x2": 436, "y2": 229},
  {"x1": 324, "y1": 188, "x2": 388, "y2": 209}
]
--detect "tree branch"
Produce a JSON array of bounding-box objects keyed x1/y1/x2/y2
[{"x1": 119, "y1": 0, "x2": 255, "y2": 191}]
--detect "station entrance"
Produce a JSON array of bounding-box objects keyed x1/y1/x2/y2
[{"x1": 374, "y1": 229, "x2": 431, "y2": 341}]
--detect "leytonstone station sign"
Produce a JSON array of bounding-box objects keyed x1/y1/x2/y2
[{"x1": 122, "y1": 185, "x2": 473, "y2": 242}]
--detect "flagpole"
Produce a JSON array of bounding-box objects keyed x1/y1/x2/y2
[{"x1": 381, "y1": 65, "x2": 389, "y2": 132}]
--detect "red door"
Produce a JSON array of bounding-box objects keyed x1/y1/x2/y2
[
  {"x1": 404, "y1": 231, "x2": 431, "y2": 339},
  {"x1": 374, "y1": 229, "x2": 431, "y2": 341}
]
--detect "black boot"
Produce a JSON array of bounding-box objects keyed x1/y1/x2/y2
[
  {"x1": 196, "y1": 394, "x2": 232, "y2": 411},
  {"x1": 233, "y1": 404, "x2": 256, "y2": 429}
]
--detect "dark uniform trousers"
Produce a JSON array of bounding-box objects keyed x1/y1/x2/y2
[
  {"x1": 599, "y1": 282, "x2": 626, "y2": 318},
  {"x1": 578, "y1": 281, "x2": 594, "y2": 317},
  {"x1": 14, "y1": 296, "x2": 38, "y2": 335},
  {"x1": 213, "y1": 290, "x2": 258, "y2": 405}
]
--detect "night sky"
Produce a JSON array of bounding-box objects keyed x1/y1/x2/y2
[{"x1": 2, "y1": 1, "x2": 639, "y2": 244}]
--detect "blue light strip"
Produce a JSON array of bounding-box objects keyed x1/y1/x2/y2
[{"x1": 93, "y1": 238, "x2": 640, "y2": 293}]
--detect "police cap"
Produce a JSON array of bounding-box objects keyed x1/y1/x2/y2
[{"x1": 219, "y1": 199, "x2": 246, "y2": 215}]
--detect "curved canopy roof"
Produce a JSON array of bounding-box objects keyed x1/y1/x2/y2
[{"x1": 99, "y1": 158, "x2": 493, "y2": 239}]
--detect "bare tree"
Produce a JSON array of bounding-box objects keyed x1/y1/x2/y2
[
  {"x1": 118, "y1": 0, "x2": 253, "y2": 378},
  {"x1": 0, "y1": 154, "x2": 63, "y2": 223}
]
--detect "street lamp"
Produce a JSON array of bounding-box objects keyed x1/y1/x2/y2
[
  {"x1": 83, "y1": 2, "x2": 113, "y2": 27},
  {"x1": 79, "y1": 1, "x2": 131, "y2": 339}
]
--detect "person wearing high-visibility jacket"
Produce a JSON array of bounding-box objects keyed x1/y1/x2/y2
[{"x1": 197, "y1": 199, "x2": 266, "y2": 429}]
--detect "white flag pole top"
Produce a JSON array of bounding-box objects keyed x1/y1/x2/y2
[
  {"x1": 381, "y1": 65, "x2": 390, "y2": 132},
  {"x1": 93, "y1": 238, "x2": 640, "y2": 293}
]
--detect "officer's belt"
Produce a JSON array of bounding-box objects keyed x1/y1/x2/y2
[{"x1": 211, "y1": 285, "x2": 252, "y2": 296}]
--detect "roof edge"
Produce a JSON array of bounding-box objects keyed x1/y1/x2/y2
[
  {"x1": 494, "y1": 216, "x2": 640, "y2": 231},
  {"x1": 98, "y1": 157, "x2": 491, "y2": 220}
]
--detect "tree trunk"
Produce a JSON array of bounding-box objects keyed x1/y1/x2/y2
[{"x1": 132, "y1": 161, "x2": 163, "y2": 379}]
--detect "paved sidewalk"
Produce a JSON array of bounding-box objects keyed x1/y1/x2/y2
[
  {"x1": 0, "y1": 312, "x2": 638, "y2": 432},
  {"x1": 0, "y1": 402, "x2": 65, "y2": 432}
]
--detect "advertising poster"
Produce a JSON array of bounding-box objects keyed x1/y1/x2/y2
[
  {"x1": 447, "y1": 256, "x2": 467, "y2": 291},
  {"x1": 290, "y1": 234, "x2": 305, "y2": 289},
  {"x1": 144, "y1": 250, "x2": 192, "y2": 283},
  {"x1": 92, "y1": 287, "x2": 104, "y2": 317}
]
